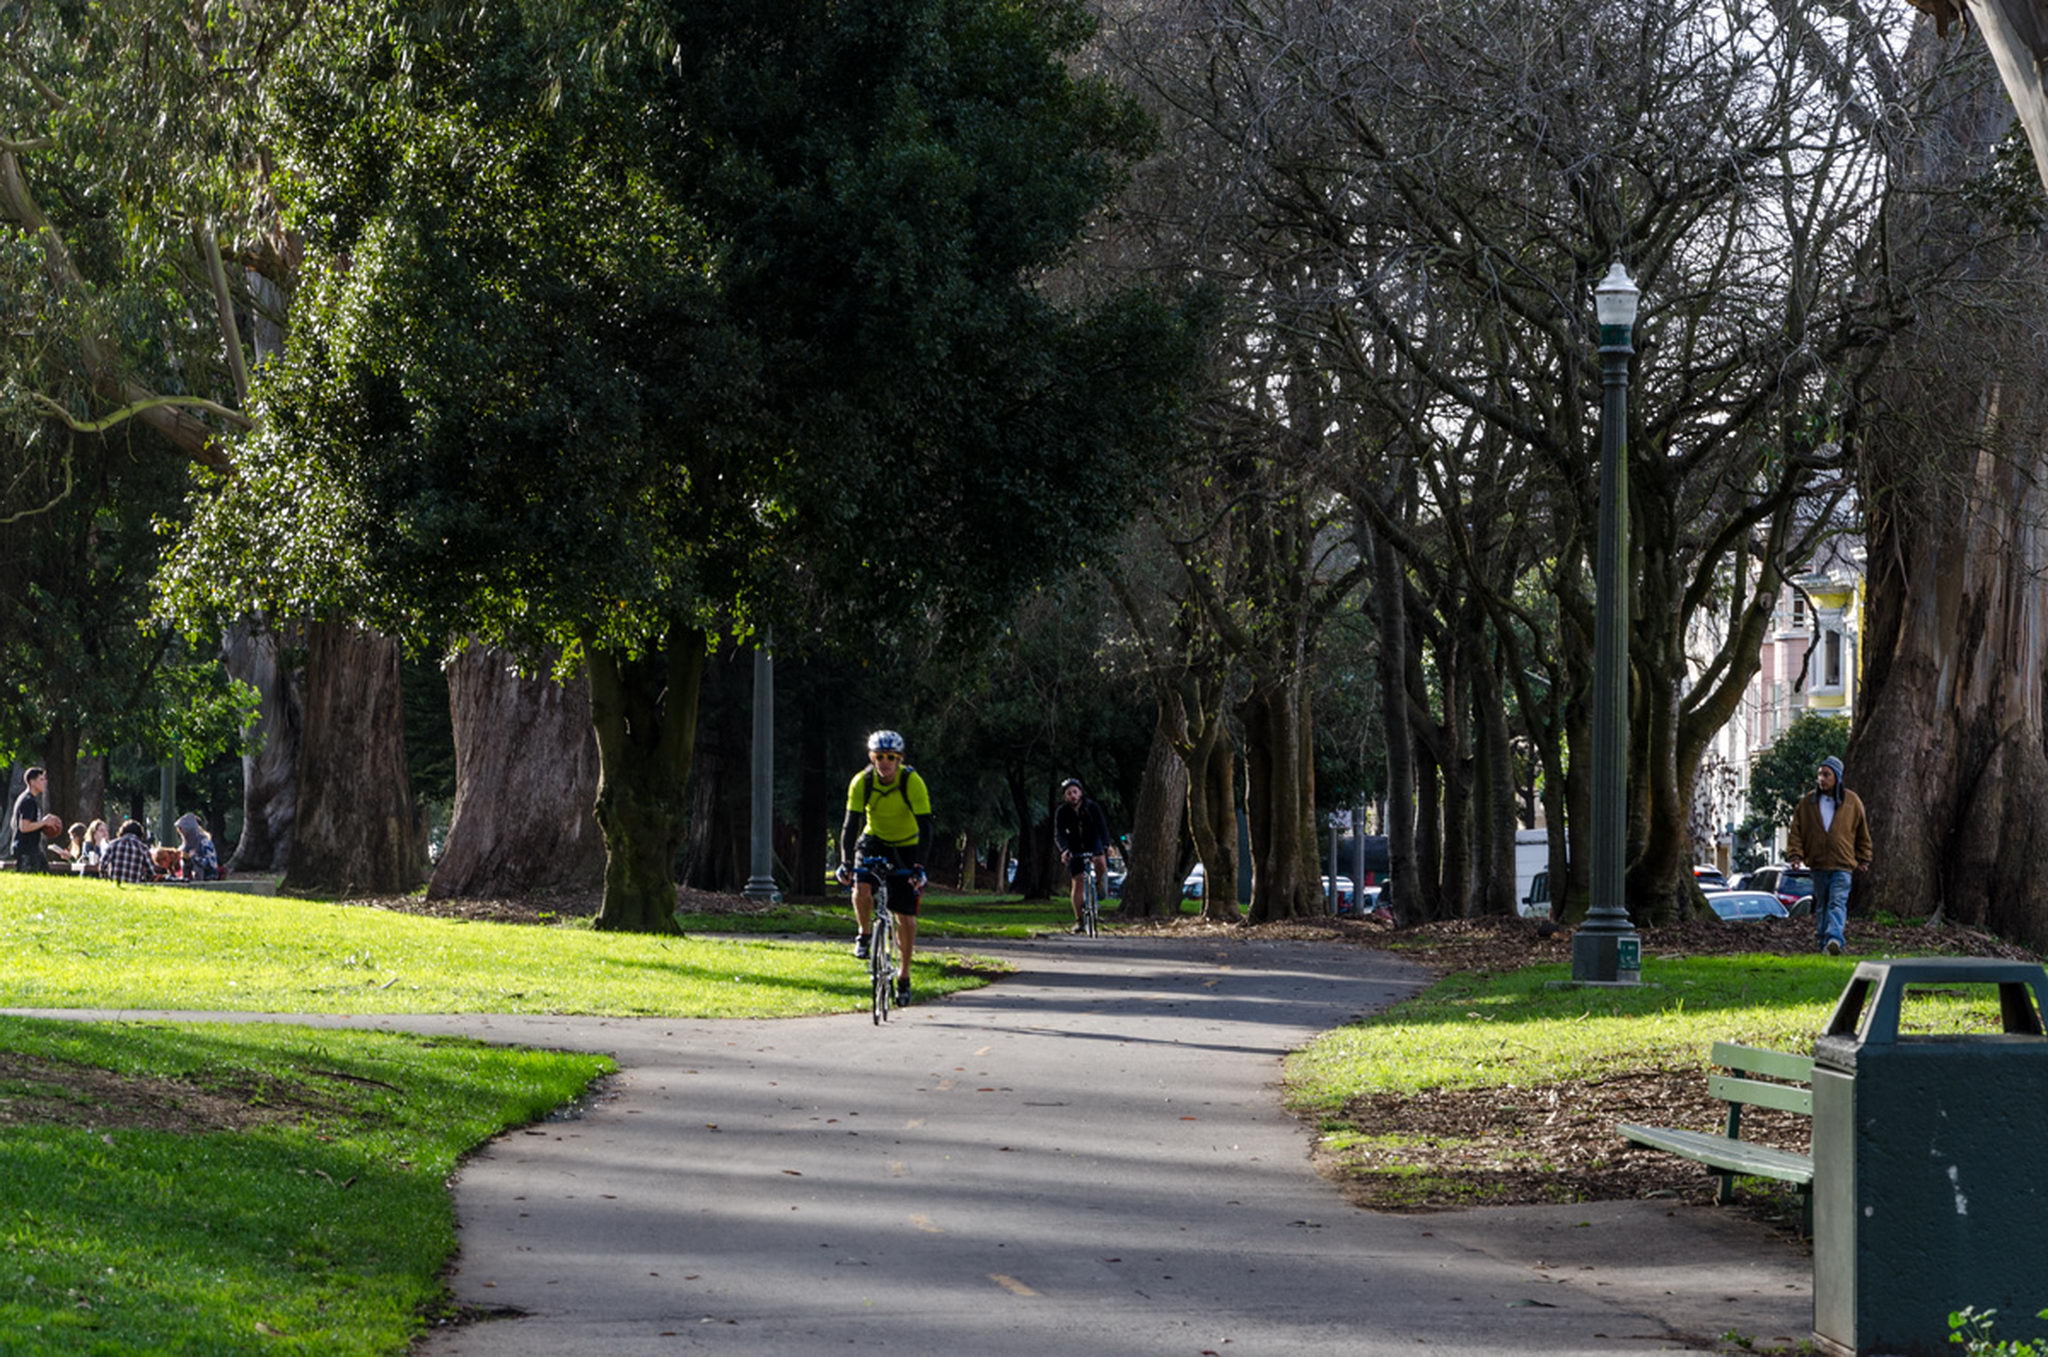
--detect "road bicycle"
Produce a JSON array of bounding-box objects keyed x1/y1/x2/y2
[
  {"x1": 858, "y1": 855, "x2": 899, "y2": 1024},
  {"x1": 1078, "y1": 856, "x2": 1100, "y2": 937}
]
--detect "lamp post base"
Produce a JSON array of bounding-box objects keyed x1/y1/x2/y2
[
  {"x1": 741, "y1": 875, "x2": 782, "y2": 904},
  {"x1": 1571, "y1": 930, "x2": 1642, "y2": 985}
]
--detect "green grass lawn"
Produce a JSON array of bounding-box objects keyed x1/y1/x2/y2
[
  {"x1": 1287, "y1": 953, "x2": 2015, "y2": 1111},
  {"x1": 0, "y1": 1015, "x2": 609, "y2": 1355},
  {"x1": 0, "y1": 874, "x2": 992, "y2": 1016}
]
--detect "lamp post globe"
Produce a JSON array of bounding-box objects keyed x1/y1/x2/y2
[{"x1": 1573, "y1": 260, "x2": 1643, "y2": 985}]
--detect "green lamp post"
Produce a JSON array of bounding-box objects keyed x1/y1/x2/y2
[{"x1": 1572, "y1": 261, "x2": 1642, "y2": 985}]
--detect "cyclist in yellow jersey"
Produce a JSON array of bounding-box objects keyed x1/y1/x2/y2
[{"x1": 836, "y1": 730, "x2": 932, "y2": 1005}]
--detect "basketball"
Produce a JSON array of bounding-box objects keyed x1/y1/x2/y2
[{"x1": 41, "y1": 821, "x2": 62, "y2": 840}]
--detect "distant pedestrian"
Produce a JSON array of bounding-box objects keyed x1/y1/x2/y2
[{"x1": 1786, "y1": 755, "x2": 1871, "y2": 956}]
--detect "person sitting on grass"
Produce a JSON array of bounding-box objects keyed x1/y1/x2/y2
[
  {"x1": 99, "y1": 820, "x2": 160, "y2": 885},
  {"x1": 175, "y1": 812, "x2": 221, "y2": 881}
]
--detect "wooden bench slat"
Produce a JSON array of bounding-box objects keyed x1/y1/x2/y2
[
  {"x1": 1704, "y1": 1073, "x2": 1813, "y2": 1116},
  {"x1": 1617, "y1": 1123, "x2": 1814, "y2": 1185},
  {"x1": 1710, "y1": 1041, "x2": 1813, "y2": 1082}
]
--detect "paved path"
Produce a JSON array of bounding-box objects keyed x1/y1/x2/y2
[{"x1": 12, "y1": 935, "x2": 1812, "y2": 1353}]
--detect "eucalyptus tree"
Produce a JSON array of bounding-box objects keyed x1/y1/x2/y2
[
  {"x1": 167, "y1": 0, "x2": 1194, "y2": 932},
  {"x1": 1840, "y1": 20, "x2": 2048, "y2": 947},
  {"x1": 0, "y1": 1, "x2": 441, "y2": 884},
  {"x1": 0, "y1": 1, "x2": 311, "y2": 829}
]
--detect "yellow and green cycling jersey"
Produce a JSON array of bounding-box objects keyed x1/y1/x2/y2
[{"x1": 846, "y1": 767, "x2": 931, "y2": 847}]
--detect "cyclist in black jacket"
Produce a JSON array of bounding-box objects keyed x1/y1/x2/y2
[{"x1": 1053, "y1": 777, "x2": 1110, "y2": 935}]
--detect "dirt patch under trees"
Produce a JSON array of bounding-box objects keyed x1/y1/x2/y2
[
  {"x1": 1117, "y1": 910, "x2": 2037, "y2": 1228},
  {"x1": 0, "y1": 1052, "x2": 350, "y2": 1137}
]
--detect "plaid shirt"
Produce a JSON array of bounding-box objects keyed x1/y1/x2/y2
[{"x1": 100, "y1": 834, "x2": 158, "y2": 884}]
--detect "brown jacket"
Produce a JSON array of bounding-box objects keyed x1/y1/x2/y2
[{"x1": 1787, "y1": 787, "x2": 1873, "y2": 872}]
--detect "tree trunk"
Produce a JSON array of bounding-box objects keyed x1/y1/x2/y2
[
  {"x1": 794, "y1": 714, "x2": 830, "y2": 897},
  {"x1": 1473, "y1": 633, "x2": 1517, "y2": 917},
  {"x1": 1241, "y1": 674, "x2": 1322, "y2": 922},
  {"x1": 1007, "y1": 772, "x2": 1054, "y2": 900},
  {"x1": 284, "y1": 622, "x2": 418, "y2": 896},
  {"x1": 1846, "y1": 39, "x2": 2048, "y2": 950},
  {"x1": 1366, "y1": 519, "x2": 1423, "y2": 925},
  {"x1": 1849, "y1": 295, "x2": 2048, "y2": 941},
  {"x1": 42, "y1": 719, "x2": 81, "y2": 829},
  {"x1": 587, "y1": 627, "x2": 703, "y2": 934},
  {"x1": 1120, "y1": 708, "x2": 1191, "y2": 918},
  {"x1": 429, "y1": 644, "x2": 604, "y2": 899},
  {"x1": 958, "y1": 829, "x2": 979, "y2": 891},
  {"x1": 1433, "y1": 620, "x2": 1476, "y2": 919},
  {"x1": 1180, "y1": 699, "x2": 1241, "y2": 921},
  {"x1": 926, "y1": 828, "x2": 961, "y2": 885},
  {"x1": 222, "y1": 618, "x2": 302, "y2": 873},
  {"x1": 75, "y1": 754, "x2": 106, "y2": 827},
  {"x1": 680, "y1": 653, "x2": 748, "y2": 892}
]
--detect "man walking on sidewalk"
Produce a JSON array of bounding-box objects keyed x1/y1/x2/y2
[{"x1": 1786, "y1": 754, "x2": 1872, "y2": 956}]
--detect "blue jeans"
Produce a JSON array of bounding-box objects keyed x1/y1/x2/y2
[{"x1": 1812, "y1": 868, "x2": 1851, "y2": 949}]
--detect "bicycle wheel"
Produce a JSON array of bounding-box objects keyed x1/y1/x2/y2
[
  {"x1": 1083, "y1": 871, "x2": 1099, "y2": 937},
  {"x1": 871, "y1": 887, "x2": 893, "y2": 1024}
]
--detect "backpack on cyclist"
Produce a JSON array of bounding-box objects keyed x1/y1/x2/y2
[{"x1": 858, "y1": 766, "x2": 919, "y2": 809}]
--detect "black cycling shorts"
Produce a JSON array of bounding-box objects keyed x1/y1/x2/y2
[
  {"x1": 1068, "y1": 850, "x2": 1104, "y2": 879},
  {"x1": 852, "y1": 838, "x2": 922, "y2": 915}
]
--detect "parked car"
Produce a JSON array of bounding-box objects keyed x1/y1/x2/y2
[
  {"x1": 1520, "y1": 869, "x2": 1550, "y2": 918},
  {"x1": 1740, "y1": 864, "x2": 1816, "y2": 914},
  {"x1": 1692, "y1": 864, "x2": 1729, "y2": 889},
  {"x1": 1704, "y1": 890, "x2": 1791, "y2": 922},
  {"x1": 1322, "y1": 875, "x2": 1355, "y2": 909},
  {"x1": 1183, "y1": 864, "x2": 1205, "y2": 899}
]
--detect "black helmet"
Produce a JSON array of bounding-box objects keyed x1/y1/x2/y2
[{"x1": 1060, "y1": 777, "x2": 1084, "y2": 792}]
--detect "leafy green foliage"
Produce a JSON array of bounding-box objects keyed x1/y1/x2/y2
[
  {"x1": 1951, "y1": 1307, "x2": 2048, "y2": 1355},
  {"x1": 1746, "y1": 714, "x2": 1851, "y2": 832},
  {"x1": 165, "y1": 0, "x2": 1198, "y2": 665}
]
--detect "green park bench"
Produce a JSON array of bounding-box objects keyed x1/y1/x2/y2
[{"x1": 1617, "y1": 1041, "x2": 1814, "y2": 1232}]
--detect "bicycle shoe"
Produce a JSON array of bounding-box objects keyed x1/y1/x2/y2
[
  {"x1": 854, "y1": 933, "x2": 871, "y2": 960},
  {"x1": 895, "y1": 977, "x2": 912, "y2": 1005},
  {"x1": 1070, "y1": 922, "x2": 1088, "y2": 935}
]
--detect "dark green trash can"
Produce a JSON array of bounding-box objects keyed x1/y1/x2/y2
[{"x1": 1812, "y1": 958, "x2": 2048, "y2": 1356}]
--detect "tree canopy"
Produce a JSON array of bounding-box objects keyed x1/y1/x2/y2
[{"x1": 161, "y1": 0, "x2": 1197, "y2": 929}]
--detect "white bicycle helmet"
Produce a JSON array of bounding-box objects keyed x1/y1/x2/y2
[{"x1": 866, "y1": 730, "x2": 907, "y2": 753}]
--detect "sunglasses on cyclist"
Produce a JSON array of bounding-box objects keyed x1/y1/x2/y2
[{"x1": 873, "y1": 752, "x2": 902, "y2": 763}]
